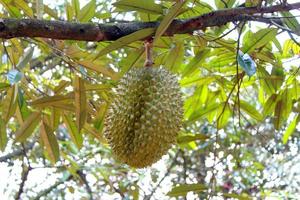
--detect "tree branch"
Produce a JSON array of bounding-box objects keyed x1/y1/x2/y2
[{"x1": 0, "y1": 3, "x2": 299, "y2": 41}]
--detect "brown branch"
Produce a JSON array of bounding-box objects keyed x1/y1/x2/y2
[
  {"x1": 0, "y1": 3, "x2": 299, "y2": 41},
  {"x1": 15, "y1": 164, "x2": 30, "y2": 200}
]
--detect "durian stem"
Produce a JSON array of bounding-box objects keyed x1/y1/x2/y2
[{"x1": 144, "y1": 38, "x2": 153, "y2": 67}]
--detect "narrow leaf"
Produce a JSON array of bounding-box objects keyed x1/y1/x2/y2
[
  {"x1": 113, "y1": 0, "x2": 164, "y2": 14},
  {"x1": 282, "y1": 115, "x2": 300, "y2": 144},
  {"x1": 74, "y1": 75, "x2": 87, "y2": 131},
  {"x1": 16, "y1": 47, "x2": 34, "y2": 69},
  {"x1": 95, "y1": 28, "x2": 155, "y2": 58},
  {"x1": 182, "y1": 49, "x2": 210, "y2": 77},
  {"x1": 274, "y1": 100, "x2": 284, "y2": 130},
  {"x1": 243, "y1": 28, "x2": 277, "y2": 53},
  {"x1": 0, "y1": 118, "x2": 7, "y2": 151},
  {"x1": 66, "y1": 2, "x2": 75, "y2": 21},
  {"x1": 78, "y1": 60, "x2": 118, "y2": 79},
  {"x1": 0, "y1": 1, "x2": 21, "y2": 18},
  {"x1": 44, "y1": 5, "x2": 58, "y2": 19},
  {"x1": 40, "y1": 120, "x2": 60, "y2": 163},
  {"x1": 167, "y1": 184, "x2": 207, "y2": 197},
  {"x1": 83, "y1": 124, "x2": 106, "y2": 143},
  {"x1": 2, "y1": 87, "x2": 17, "y2": 123},
  {"x1": 53, "y1": 80, "x2": 70, "y2": 94},
  {"x1": 240, "y1": 100, "x2": 263, "y2": 121},
  {"x1": 72, "y1": 0, "x2": 80, "y2": 18},
  {"x1": 281, "y1": 11, "x2": 300, "y2": 35},
  {"x1": 14, "y1": 0, "x2": 33, "y2": 17},
  {"x1": 78, "y1": 0, "x2": 95, "y2": 22},
  {"x1": 262, "y1": 94, "x2": 278, "y2": 117},
  {"x1": 31, "y1": 93, "x2": 74, "y2": 107},
  {"x1": 165, "y1": 41, "x2": 184, "y2": 72},
  {"x1": 50, "y1": 107, "x2": 61, "y2": 131},
  {"x1": 119, "y1": 47, "x2": 144, "y2": 77},
  {"x1": 15, "y1": 112, "x2": 41, "y2": 142},
  {"x1": 154, "y1": 1, "x2": 185, "y2": 43},
  {"x1": 188, "y1": 102, "x2": 220, "y2": 123},
  {"x1": 63, "y1": 114, "x2": 83, "y2": 149},
  {"x1": 217, "y1": 104, "x2": 231, "y2": 129},
  {"x1": 177, "y1": 133, "x2": 209, "y2": 144}
]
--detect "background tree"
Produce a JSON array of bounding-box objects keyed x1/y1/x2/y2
[{"x1": 0, "y1": 0, "x2": 300, "y2": 199}]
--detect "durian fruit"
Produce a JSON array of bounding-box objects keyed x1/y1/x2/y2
[{"x1": 104, "y1": 67, "x2": 183, "y2": 168}]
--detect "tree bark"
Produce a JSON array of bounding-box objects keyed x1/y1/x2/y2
[{"x1": 0, "y1": 2, "x2": 299, "y2": 41}]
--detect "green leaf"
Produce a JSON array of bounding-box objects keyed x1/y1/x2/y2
[
  {"x1": 15, "y1": 112, "x2": 41, "y2": 142},
  {"x1": 223, "y1": 193, "x2": 252, "y2": 200},
  {"x1": 215, "y1": 0, "x2": 236, "y2": 8},
  {"x1": 281, "y1": 11, "x2": 300, "y2": 35},
  {"x1": 83, "y1": 124, "x2": 106, "y2": 143},
  {"x1": 0, "y1": 0, "x2": 22, "y2": 18},
  {"x1": 0, "y1": 118, "x2": 7, "y2": 151},
  {"x1": 2, "y1": 87, "x2": 17, "y2": 123},
  {"x1": 40, "y1": 120, "x2": 60, "y2": 163},
  {"x1": 72, "y1": 0, "x2": 80, "y2": 18},
  {"x1": 50, "y1": 107, "x2": 60, "y2": 131},
  {"x1": 66, "y1": 2, "x2": 75, "y2": 21},
  {"x1": 0, "y1": 83, "x2": 10, "y2": 91},
  {"x1": 282, "y1": 114, "x2": 300, "y2": 144},
  {"x1": 182, "y1": 49, "x2": 210, "y2": 77},
  {"x1": 165, "y1": 41, "x2": 184, "y2": 72},
  {"x1": 53, "y1": 80, "x2": 70, "y2": 94},
  {"x1": 14, "y1": 0, "x2": 33, "y2": 17},
  {"x1": 240, "y1": 100, "x2": 263, "y2": 121},
  {"x1": 217, "y1": 104, "x2": 231, "y2": 129},
  {"x1": 119, "y1": 47, "x2": 145, "y2": 77},
  {"x1": 78, "y1": 0, "x2": 95, "y2": 22},
  {"x1": 78, "y1": 60, "x2": 118, "y2": 80},
  {"x1": 16, "y1": 89, "x2": 31, "y2": 124},
  {"x1": 113, "y1": 0, "x2": 164, "y2": 14},
  {"x1": 93, "y1": 102, "x2": 108, "y2": 131},
  {"x1": 188, "y1": 102, "x2": 220, "y2": 123},
  {"x1": 262, "y1": 94, "x2": 278, "y2": 117},
  {"x1": 63, "y1": 114, "x2": 83, "y2": 149},
  {"x1": 177, "y1": 133, "x2": 209, "y2": 144},
  {"x1": 16, "y1": 47, "x2": 34, "y2": 69},
  {"x1": 274, "y1": 100, "x2": 284, "y2": 130},
  {"x1": 31, "y1": 93, "x2": 74, "y2": 108},
  {"x1": 44, "y1": 4, "x2": 58, "y2": 19},
  {"x1": 257, "y1": 66, "x2": 275, "y2": 95},
  {"x1": 95, "y1": 28, "x2": 155, "y2": 58},
  {"x1": 74, "y1": 75, "x2": 87, "y2": 131},
  {"x1": 180, "y1": 76, "x2": 215, "y2": 87},
  {"x1": 243, "y1": 28, "x2": 277, "y2": 53},
  {"x1": 154, "y1": 1, "x2": 185, "y2": 43},
  {"x1": 167, "y1": 184, "x2": 207, "y2": 197}
]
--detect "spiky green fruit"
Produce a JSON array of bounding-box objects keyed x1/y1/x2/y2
[{"x1": 104, "y1": 67, "x2": 183, "y2": 168}]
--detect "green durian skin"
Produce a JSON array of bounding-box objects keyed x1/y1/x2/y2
[{"x1": 104, "y1": 67, "x2": 183, "y2": 168}]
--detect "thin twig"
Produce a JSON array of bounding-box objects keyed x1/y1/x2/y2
[
  {"x1": 15, "y1": 163, "x2": 30, "y2": 200},
  {"x1": 77, "y1": 170, "x2": 94, "y2": 200}
]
